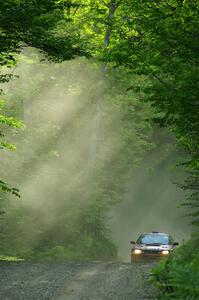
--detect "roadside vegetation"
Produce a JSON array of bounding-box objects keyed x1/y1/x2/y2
[
  {"x1": 0, "y1": 1, "x2": 198, "y2": 297},
  {"x1": 152, "y1": 236, "x2": 199, "y2": 299}
]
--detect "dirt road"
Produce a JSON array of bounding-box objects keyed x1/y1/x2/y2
[{"x1": 0, "y1": 261, "x2": 155, "y2": 299}]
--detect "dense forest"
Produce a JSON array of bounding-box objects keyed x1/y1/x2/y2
[{"x1": 0, "y1": 1, "x2": 198, "y2": 298}]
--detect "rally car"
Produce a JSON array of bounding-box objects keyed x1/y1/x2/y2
[{"x1": 130, "y1": 231, "x2": 179, "y2": 262}]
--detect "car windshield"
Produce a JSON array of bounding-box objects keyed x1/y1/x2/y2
[{"x1": 137, "y1": 234, "x2": 170, "y2": 245}]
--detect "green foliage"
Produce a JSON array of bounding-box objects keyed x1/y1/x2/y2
[
  {"x1": 0, "y1": 100, "x2": 22, "y2": 198},
  {"x1": 152, "y1": 237, "x2": 199, "y2": 299},
  {"x1": 0, "y1": 180, "x2": 20, "y2": 197},
  {"x1": 0, "y1": 255, "x2": 24, "y2": 262},
  {"x1": 101, "y1": 0, "x2": 199, "y2": 225},
  {"x1": 0, "y1": 0, "x2": 87, "y2": 65},
  {"x1": 0, "y1": 115, "x2": 23, "y2": 151},
  {"x1": 23, "y1": 237, "x2": 117, "y2": 261}
]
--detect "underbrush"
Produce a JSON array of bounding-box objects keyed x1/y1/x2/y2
[
  {"x1": 152, "y1": 236, "x2": 199, "y2": 299},
  {"x1": 0, "y1": 255, "x2": 24, "y2": 262},
  {"x1": 20, "y1": 237, "x2": 117, "y2": 261}
]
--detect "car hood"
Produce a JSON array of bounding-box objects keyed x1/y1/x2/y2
[{"x1": 135, "y1": 244, "x2": 173, "y2": 251}]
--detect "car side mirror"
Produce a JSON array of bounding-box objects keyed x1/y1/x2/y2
[
  {"x1": 173, "y1": 242, "x2": 179, "y2": 246},
  {"x1": 130, "y1": 241, "x2": 136, "y2": 244}
]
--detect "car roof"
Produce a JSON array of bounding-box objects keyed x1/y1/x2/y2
[{"x1": 141, "y1": 232, "x2": 169, "y2": 236}]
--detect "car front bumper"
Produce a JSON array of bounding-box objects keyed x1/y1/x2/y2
[{"x1": 131, "y1": 252, "x2": 170, "y2": 262}]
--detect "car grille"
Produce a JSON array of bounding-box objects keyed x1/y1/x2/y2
[{"x1": 142, "y1": 249, "x2": 161, "y2": 254}]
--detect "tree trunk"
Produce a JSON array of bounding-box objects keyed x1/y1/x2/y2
[{"x1": 87, "y1": 0, "x2": 118, "y2": 174}]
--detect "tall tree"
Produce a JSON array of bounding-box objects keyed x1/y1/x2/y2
[{"x1": 102, "y1": 0, "x2": 199, "y2": 225}]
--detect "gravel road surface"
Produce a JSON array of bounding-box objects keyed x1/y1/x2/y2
[{"x1": 0, "y1": 261, "x2": 155, "y2": 300}]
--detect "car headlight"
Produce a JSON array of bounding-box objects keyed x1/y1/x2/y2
[
  {"x1": 134, "y1": 249, "x2": 142, "y2": 255},
  {"x1": 162, "y1": 250, "x2": 169, "y2": 255}
]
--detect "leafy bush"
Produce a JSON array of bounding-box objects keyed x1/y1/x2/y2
[
  {"x1": 0, "y1": 255, "x2": 24, "y2": 262},
  {"x1": 21, "y1": 236, "x2": 117, "y2": 261},
  {"x1": 152, "y1": 237, "x2": 199, "y2": 299}
]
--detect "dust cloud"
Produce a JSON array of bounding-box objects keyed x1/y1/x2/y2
[{"x1": 110, "y1": 133, "x2": 193, "y2": 261}]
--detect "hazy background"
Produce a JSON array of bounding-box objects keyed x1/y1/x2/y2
[
  {"x1": 110, "y1": 137, "x2": 193, "y2": 261},
  {"x1": 0, "y1": 48, "x2": 193, "y2": 261}
]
